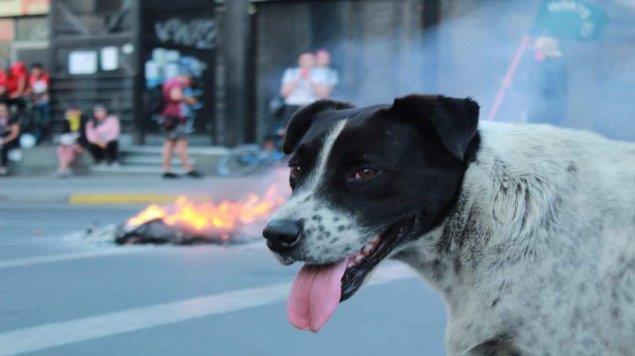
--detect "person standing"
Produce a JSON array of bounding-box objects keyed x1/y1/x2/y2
[
  {"x1": 279, "y1": 52, "x2": 324, "y2": 124},
  {"x1": 28, "y1": 63, "x2": 51, "y2": 144},
  {"x1": 86, "y1": 104, "x2": 120, "y2": 166},
  {"x1": 313, "y1": 49, "x2": 339, "y2": 99},
  {"x1": 0, "y1": 102, "x2": 20, "y2": 176},
  {"x1": 527, "y1": 37, "x2": 568, "y2": 126},
  {"x1": 160, "y1": 75, "x2": 201, "y2": 179}
]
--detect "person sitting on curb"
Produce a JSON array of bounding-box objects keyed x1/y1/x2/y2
[
  {"x1": 28, "y1": 63, "x2": 51, "y2": 144},
  {"x1": 0, "y1": 102, "x2": 20, "y2": 176},
  {"x1": 55, "y1": 104, "x2": 88, "y2": 178},
  {"x1": 86, "y1": 104, "x2": 120, "y2": 167}
]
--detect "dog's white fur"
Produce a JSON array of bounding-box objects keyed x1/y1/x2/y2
[
  {"x1": 270, "y1": 120, "x2": 373, "y2": 264},
  {"x1": 393, "y1": 121, "x2": 635, "y2": 354},
  {"x1": 271, "y1": 119, "x2": 634, "y2": 354}
]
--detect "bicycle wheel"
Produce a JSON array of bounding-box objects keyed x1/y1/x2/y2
[{"x1": 216, "y1": 145, "x2": 264, "y2": 177}]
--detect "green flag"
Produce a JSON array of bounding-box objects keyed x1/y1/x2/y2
[{"x1": 532, "y1": 0, "x2": 608, "y2": 40}]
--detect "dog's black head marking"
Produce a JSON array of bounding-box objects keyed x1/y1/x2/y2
[
  {"x1": 265, "y1": 93, "x2": 481, "y2": 304},
  {"x1": 282, "y1": 99, "x2": 354, "y2": 155},
  {"x1": 389, "y1": 94, "x2": 480, "y2": 161}
]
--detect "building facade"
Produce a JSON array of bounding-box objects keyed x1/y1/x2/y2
[
  {"x1": 4, "y1": 0, "x2": 633, "y2": 145},
  {"x1": 0, "y1": 0, "x2": 50, "y2": 69}
]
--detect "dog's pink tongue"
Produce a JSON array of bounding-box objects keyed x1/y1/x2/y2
[{"x1": 287, "y1": 259, "x2": 347, "y2": 332}]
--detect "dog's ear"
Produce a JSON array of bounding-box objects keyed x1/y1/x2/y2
[
  {"x1": 283, "y1": 99, "x2": 353, "y2": 154},
  {"x1": 390, "y1": 94, "x2": 479, "y2": 161}
]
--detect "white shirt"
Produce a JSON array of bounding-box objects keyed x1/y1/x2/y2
[
  {"x1": 312, "y1": 67, "x2": 339, "y2": 89},
  {"x1": 281, "y1": 68, "x2": 323, "y2": 106}
]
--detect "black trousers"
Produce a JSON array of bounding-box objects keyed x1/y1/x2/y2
[
  {"x1": 0, "y1": 137, "x2": 19, "y2": 167},
  {"x1": 88, "y1": 140, "x2": 119, "y2": 164}
]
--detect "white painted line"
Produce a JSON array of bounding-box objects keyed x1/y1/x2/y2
[
  {"x1": 0, "y1": 263, "x2": 416, "y2": 356},
  {"x1": 0, "y1": 249, "x2": 140, "y2": 269},
  {"x1": 0, "y1": 242, "x2": 267, "y2": 270},
  {"x1": 2, "y1": 221, "x2": 90, "y2": 227}
]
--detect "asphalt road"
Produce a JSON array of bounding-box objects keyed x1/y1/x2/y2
[{"x1": 0, "y1": 206, "x2": 447, "y2": 356}]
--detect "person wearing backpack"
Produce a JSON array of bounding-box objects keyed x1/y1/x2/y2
[{"x1": 160, "y1": 75, "x2": 201, "y2": 179}]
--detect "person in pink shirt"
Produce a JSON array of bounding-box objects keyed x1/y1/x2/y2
[
  {"x1": 159, "y1": 75, "x2": 201, "y2": 179},
  {"x1": 86, "y1": 104, "x2": 120, "y2": 166}
]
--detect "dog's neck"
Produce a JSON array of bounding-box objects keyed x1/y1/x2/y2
[
  {"x1": 391, "y1": 183, "x2": 482, "y2": 309},
  {"x1": 391, "y1": 204, "x2": 483, "y2": 312},
  {"x1": 391, "y1": 124, "x2": 558, "y2": 312}
]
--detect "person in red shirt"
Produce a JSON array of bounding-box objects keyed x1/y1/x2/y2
[
  {"x1": 7, "y1": 62, "x2": 27, "y2": 99},
  {"x1": 5, "y1": 62, "x2": 28, "y2": 118},
  {"x1": 0, "y1": 68, "x2": 7, "y2": 101},
  {"x1": 28, "y1": 63, "x2": 51, "y2": 143},
  {"x1": 159, "y1": 75, "x2": 201, "y2": 179}
]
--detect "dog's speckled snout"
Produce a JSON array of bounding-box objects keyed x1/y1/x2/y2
[{"x1": 263, "y1": 219, "x2": 303, "y2": 253}]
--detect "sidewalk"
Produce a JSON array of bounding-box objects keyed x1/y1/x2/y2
[
  {"x1": 9, "y1": 143, "x2": 230, "y2": 176},
  {"x1": 0, "y1": 170, "x2": 287, "y2": 206}
]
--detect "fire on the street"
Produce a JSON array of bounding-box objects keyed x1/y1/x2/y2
[{"x1": 122, "y1": 184, "x2": 286, "y2": 243}]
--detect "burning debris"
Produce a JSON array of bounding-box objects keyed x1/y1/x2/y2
[{"x1": 116, "y1": 185, "x2": 286, "y2": 245}]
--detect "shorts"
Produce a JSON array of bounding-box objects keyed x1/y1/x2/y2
[{"x1": 164, "y1": 123, "x2": 191, "y2": 140}]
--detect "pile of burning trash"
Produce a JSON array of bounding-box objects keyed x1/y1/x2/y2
[{"x1": 115, "y1": 185, "x2": 286, "y2": 245}]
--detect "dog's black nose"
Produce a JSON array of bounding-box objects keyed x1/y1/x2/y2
[{"x1": 263, "y1": 219, "x2": 303, "y2": 251}]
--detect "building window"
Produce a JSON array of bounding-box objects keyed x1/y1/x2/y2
[{"x1": 15, "y1": 16, "x2": 49, "y2": 42}]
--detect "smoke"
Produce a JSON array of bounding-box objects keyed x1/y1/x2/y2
[{"x1": 319, "y1": 0, "x2": 635, "y2": 141}]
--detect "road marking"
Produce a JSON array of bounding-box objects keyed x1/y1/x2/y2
[
  {"x1": 69, "y1": 193, "x2": 179, "y2": 205},
  {"x1": 0, "y1": 263, "x2": 416, "y2": 356},
  {"x1": 0, "y1": 242, "x2": 266, "y2": 270},
  {"x1": 0, "y1": 249, "x2": 140, "y2": 269}
]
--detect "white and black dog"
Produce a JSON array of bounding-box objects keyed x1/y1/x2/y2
[{"x1": 262, "y1": 94, "x2": 635, "y2": 355}]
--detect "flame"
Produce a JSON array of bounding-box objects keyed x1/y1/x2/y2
[{"x1": 126, "y1": 184, "x2": 286, "y2": 238}]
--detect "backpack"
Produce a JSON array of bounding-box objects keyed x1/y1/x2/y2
[{"x1": 144, "y1": 85, "x2": 165, "y2": 118}]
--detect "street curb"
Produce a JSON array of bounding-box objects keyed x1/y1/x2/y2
[{"x1": 68, "y1": 193, "x2": 179, "y2": 205}]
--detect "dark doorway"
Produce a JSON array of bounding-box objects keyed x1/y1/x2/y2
[
  {"x1": 138, "y1": 0, "x2": 216, "y2": 139},
  {"x1": 252, "y1": 0, "x2": 440, "y2": 142}
]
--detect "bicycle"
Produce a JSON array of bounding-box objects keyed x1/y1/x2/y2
[
  {"x1": 216, "y1": 143, "x2": 286, "y2": 178},
  {"x1": 216, "y1": 117, "x2": 287, "y2": 177}
]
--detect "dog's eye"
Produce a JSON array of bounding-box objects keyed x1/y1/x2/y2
[
  {"x1": 289, "y1": 164, "x2": 302, "y2": 179},
  {"x1": 352, "y1": 167, "x2": 378, "y2": 181}
]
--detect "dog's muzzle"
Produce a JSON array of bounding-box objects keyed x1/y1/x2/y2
[{"x1": 262, "y1": 219, "x2": 303, "y2": 254}]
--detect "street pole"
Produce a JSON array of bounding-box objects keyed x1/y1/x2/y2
[
  {"x1": 221, "y1": 0, "x2": 251, "y2": 146},
  {"x1": 487, "y1": 35, "x2": 531, "y2": 121}
]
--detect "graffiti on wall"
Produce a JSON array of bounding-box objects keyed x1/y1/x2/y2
[{"x1": 154, "y1": 18, "x2": 217, "y2": 50}]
